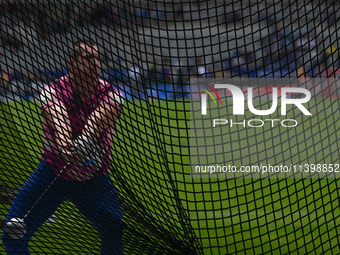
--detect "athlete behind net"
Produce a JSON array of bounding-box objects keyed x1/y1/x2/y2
[{"x1": 2, "y1": 40, "x2": 124, "y2": 254}]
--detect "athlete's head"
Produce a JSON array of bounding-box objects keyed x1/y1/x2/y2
[{"x1": 68, "y1": 40, "x2": 100, "y2": 82}]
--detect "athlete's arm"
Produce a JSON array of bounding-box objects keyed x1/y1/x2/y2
[
  {"x1": 82, "y1": 100, "x2": 121, "y2": 141},
  {"x1": 43, "y1": 102, "x2": 73, "y2": 148},
  {"x1": 42, "y1": 101, "x2": 80, "y2": 163},
  {"x1": 82, "y1": 90, "x2": 123, "y2": 141}
]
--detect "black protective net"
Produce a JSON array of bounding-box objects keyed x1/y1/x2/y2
[{"x1": 0, "y1": 0, "x2": 340, "y2": 254}]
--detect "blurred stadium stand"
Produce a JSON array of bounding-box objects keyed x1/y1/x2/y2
[{"x1": 0, "y1": 0, "x2": 339, "y2": 101}]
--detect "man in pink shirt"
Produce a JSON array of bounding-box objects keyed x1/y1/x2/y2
[{"x1": 3, "y1": 40, "x2": 124, "y2": 254}]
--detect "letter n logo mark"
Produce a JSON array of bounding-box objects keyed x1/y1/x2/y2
[{"x1": 200, "y1": 83, "x2": 222, "y2": 115}]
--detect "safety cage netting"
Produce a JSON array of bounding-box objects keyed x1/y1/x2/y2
[{"x1": 1, "y1": 0, "x2": 340, "y2": 254}]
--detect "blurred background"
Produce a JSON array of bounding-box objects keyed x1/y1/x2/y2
[
  {"x1": 0, "y1": 0, "x2": 339, "y2": 102},
  {"x1": 1, "y1": 1, "x2": 340, "y2": 254}
]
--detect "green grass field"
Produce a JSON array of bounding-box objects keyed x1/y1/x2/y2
[{"x1": 1, "y1": 98, "x2": 340, "y2": 254}]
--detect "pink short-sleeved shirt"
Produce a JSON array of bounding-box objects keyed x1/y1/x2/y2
[{"x1": 40, "y1": 75, "x2": 123, "y2": 181}]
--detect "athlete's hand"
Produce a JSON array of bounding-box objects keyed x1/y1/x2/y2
[
  {"x1": 73, "y1": 135, "x2": 105, "y2": 167},
  {"x1": 58, "y1": 144, "x2": 80, "y2": 164}
]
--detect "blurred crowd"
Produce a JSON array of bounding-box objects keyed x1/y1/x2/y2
[
  {"x1": 0, "y1": 1, "x2": 339, "y2": 100},
  {"x1": 0, "y1": 1, "x2": 185, "y2": 47}
]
